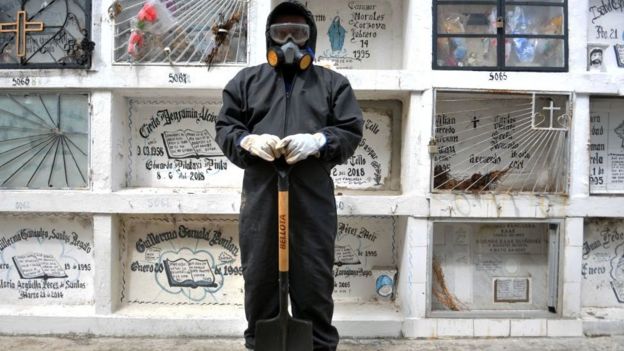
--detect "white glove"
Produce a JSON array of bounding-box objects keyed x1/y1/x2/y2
[
  {"x1": 276, "y1": 133, "x2": 326, "y2": 164},
  {"x1": 240, "y1": 134, "x2": 281, "y2": 161}
]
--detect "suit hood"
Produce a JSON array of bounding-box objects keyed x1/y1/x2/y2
[{"x1": 265, "y1": 1, "x2": 317, "y2": 54}]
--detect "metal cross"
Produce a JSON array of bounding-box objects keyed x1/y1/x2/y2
[
  {"x1": 543, "y1": 100, "x2": 561, "y2": 128},
  {"x1": 0, "y1": 11, "x2": 44, "y2": 58}
]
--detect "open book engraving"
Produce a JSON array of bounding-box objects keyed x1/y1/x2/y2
[
  {"x1": 12, "y1": 253, "x2": 68, "y2": 280},
  {"x1": 163, "y1": 258, "x2": 218, "y2": 288},
  {"x1": 334, "y1": 245, "x2": 361, "y2": 266},
  {"x1": 161, "y1": 129, "x2": 221, "y2": 159}
]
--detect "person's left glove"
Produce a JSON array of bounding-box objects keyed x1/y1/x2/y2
[{"x1": 276, "y1": 133, "x2": 326, "y2": 164}]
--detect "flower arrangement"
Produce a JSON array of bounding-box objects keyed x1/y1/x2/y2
[{"x1": 127, "y1": 1, "x2": 176, "y2": 59}]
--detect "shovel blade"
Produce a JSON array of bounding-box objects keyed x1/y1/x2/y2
[{"x1": 255, "y1": 315, "x2": 313, "y2": 351}]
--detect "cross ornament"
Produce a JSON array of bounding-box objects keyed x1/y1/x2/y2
[
  {"x1": 0, "y1": 11, "x2": 44, "y2": 58},
  {"x1": 543, "y1": 100, "x2": 561, "y2": 128},
  {"x1": 471, "y1": 115, "x2": 480, "y2": 129}
]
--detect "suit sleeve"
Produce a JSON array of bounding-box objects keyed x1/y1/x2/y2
[
  {"x1": 215, "y1": 74, "x2": 256, "y2": 169},
  {"x1": 318, "y1": 75, "x2": 364, "y2": 167}
]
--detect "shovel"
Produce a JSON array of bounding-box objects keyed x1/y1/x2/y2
[{"x1": 255, "y1": 158, "x2": 313, "y2": 351}]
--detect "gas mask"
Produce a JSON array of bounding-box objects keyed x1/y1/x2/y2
[{"x1": 267, "y1": 23, "x2": 313, "y2": 71}]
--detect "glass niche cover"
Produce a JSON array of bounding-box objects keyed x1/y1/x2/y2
[
  {"x1": 0, "y1": 0, "x2": 94, "y2": 68},
  {"x1": 0, "y1": 93, "x2": 89, "y2": 189},
  {"x1": 112, "y1": 0, "x2": 248, "y2": 65},
  {"x1": 432, "y1": 221, "x2": 560, "y2": 314},
  {"x1": 432, "y1": 90, "x2": 570, "y2": 194},
  {"x1": 434, "y1": 0, "x2": 567, "y2": 71}
]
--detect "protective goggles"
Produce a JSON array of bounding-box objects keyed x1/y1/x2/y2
[{"x1": 269, "y1": 23, "x2": 310, "y2": 45}]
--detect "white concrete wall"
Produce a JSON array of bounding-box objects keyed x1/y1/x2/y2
[{"x1": 0, "y1": 0, "x2": 623, "y2": 338}]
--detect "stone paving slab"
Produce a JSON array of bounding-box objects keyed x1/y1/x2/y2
[{"x1": 1, "y1": 336, "x2": 624, "y2": 351}]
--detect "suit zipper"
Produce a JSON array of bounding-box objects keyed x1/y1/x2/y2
[{"x1": 284, "y1": 74, "x2": 295, "y2": 137}]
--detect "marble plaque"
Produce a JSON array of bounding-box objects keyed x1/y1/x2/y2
[
  {"x1": 333, "y1": 216, "x2": 396, "y2": 302},
  {"x1": 332, "y1": 107, "x2": 393, "y2": 189},
  {"x1": 302, "y1": 0, "x2": 404, "y2": 69},
  {"x1": 433, "y1": 222, "x2": 549, "y2": 311},
  {"x1": 0, "y1": 214, "x2": 93, "y2": 305},
  {"x1": 582, "y1": 219, "x2": 624, "y2": 307},
  {"x1": 127, "y1": 98, "x2": 243, "y2": 188},
  {"x1": 590, "y1": 98, "x2": 624, "y2": 193},
  {"x1": 121, "y1": 216, "x2": 243, "y2": 305},
  {"x1": 494, "y1": 277, "x2": 530, "y2": 303}
]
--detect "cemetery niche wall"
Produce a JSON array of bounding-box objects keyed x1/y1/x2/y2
[
  {"x1": 0, "y1": 0, "x2": 94, "y2": 69},
  {"x1": 120, "y1": 215, "x2": 398, "y2": 306},
  {"x1": 432, "y1": 90, "x2": 570, "y2": 194},
  {"x1": 126, "y1": 97, "x2": 400, "y2": 191},
  {"x1": 582, "y1": 219, "x2": 624, "y2": 308},
  {"x1": 0, "y1": 214, "x2": 94, "y2": 305},
  {"x1": 589, "y1": 98, "x2": 624, "y2": 193},
  {"x1": 274, "y1": 0, "x2": 404, "y2": 70},
  {"x1": 587, "y1": 0, "x2": 624, "y2": 71},
  {"x1": 112, "y1": 0, "x2": 248, "y2": 65},
  {"x1": 0, "y1": 92, "x2": 89, "y2": 189},
  {"x1": 432, "y1": 221, "x2": 560, "y2": 315},
  {"x1": 433, "y1": 0, "x2": 567, "y2": 71}
]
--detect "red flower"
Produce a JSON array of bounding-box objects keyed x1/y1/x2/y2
[
  {"x1": 138, "y1": 3, "x2": 158, "y2": 23},
  {"x1": 129, "y1": 31, "x2": 144, "y2": 46},
  {"x1": 128, "y1": 31, "x2": 144, "y2": 56}
]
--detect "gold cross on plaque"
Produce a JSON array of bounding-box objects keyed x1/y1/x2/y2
[{"x1": 0, "y1": 11, "x2": 44, "y2": 58}]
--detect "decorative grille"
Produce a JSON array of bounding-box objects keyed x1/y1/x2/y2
[
  {"x1": 111, "y1": 0, "x2": 248, "y2": 65},
  {"x1": 0, "y1": 93, "x2": 89, "y2": 189},
  {"x1": 0, "y1": 0, "x2": 94, "y2": 69},
  {"x1": 432, "y1": 90, "x2": 570, "y2": 194}
]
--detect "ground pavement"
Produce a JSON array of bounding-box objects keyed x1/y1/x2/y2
[{"x1": 1, "y1": 336, "x2": 624, "y2": 351}]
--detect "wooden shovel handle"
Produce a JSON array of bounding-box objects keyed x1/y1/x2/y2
[{"x1": 278, "y1": 190, "x2": 288, "y2": 272}]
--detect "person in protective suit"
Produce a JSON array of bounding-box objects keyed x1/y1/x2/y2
[{"x1": 216, "y1": 2, "x2": 363, "y2": 350}]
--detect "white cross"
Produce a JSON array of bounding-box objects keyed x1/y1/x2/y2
[{"x1": 543, "y1": 100, "x2": 561, "y2": 128}]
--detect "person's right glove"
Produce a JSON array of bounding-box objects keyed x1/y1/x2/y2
[
  {"x1": 240, "y1": 134, "x2": 281, "y2": 161},
  {"x1": 276, "y1": 133, "x2": 326, "y2": 164}
]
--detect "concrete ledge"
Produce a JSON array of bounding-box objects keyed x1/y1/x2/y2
[
  {"x1": 0, "y1": 303, "x2": 402, "y2": 338},
  {"x1": 582, "y1": 308, "x2": 624, "y2": 336},
  {"x1": 584, "y1": 321, "x2": 624, "y2": 336},
  {"x1": 510, "y1": 319, "x2": 548, "y2": 337},
  {"x1": 547, "y1": 319, "x2": 584, "y2": 337},
  {"x1": 474, "y1": 319, "x2": 510, "y2": 337},
  {"x1": 0, "y1": 190, "x2": 426, "y2": 216},
  {"x1": 402, "y1": 319, "x2": 437, "y2": 338}
]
